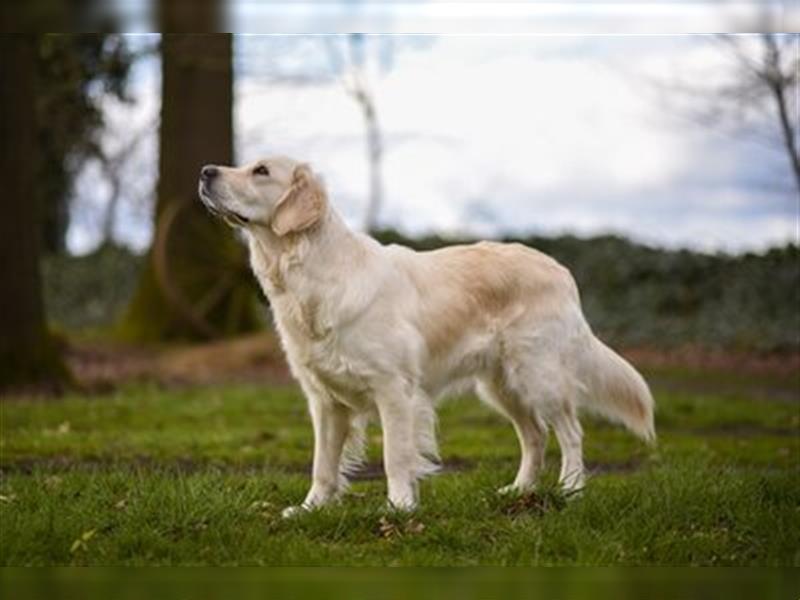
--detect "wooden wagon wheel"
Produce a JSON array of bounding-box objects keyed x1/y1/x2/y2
[{"x1": 153, "y1": 197, "x2": 255, "y2": 339}]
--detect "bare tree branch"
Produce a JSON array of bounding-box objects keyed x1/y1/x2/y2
[
  {"x1": 97, "y1": 117, "x2": 158, "y2": 245},
  {"x1": 660, "y1": 34, "x2": 800, "y2": 195},
  {"x1": 760, "y1": 34, "x2": 800, "y2": 192},
  {"x1": 326, "y1": 35, "x2": 385, "y2": 232}
]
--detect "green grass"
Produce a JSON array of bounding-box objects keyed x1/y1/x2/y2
[{"x1": 1, "y1": 370, "x2": 798, "y2": 566}]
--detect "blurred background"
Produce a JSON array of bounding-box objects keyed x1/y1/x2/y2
[
  {"x1": 1, "y1": 30, "x2": 797, "y2": 392},
  {"x1": 1, "y1": 3, "x2": 799, "y2": 571}
]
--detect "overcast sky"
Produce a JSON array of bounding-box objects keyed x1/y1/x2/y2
[{"x1": 68, "y1": 33, "x2": 799, "y2": 254}]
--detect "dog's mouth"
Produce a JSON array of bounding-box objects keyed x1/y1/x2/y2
[{"x1": 198, "y1": 184, "x2": 250, "y2": 227}]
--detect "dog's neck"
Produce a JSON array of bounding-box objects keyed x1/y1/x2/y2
[
  {"x1": 244, "y1": 207, "x2": 378, "y2": 342},
  {"x1": 245, "y1": 204, "x2": 372, "y2": 304}
]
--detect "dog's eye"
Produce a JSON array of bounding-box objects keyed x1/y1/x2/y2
[{"x1": 253, "y1": 165, "x2": 270, "y2": 177}]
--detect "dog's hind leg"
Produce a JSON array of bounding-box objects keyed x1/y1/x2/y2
[
  {"x1": 339, "y1": 411, "x2": 369, "y2": 482},
  {"x1": 550, "y1": 404, "x2": 585, "y2": 493},
  {"x1": 477, "y1": 376, "x2": 547, "y2": 494},
  {"x1": 503, "y1": 333, "x2": 586, "y2": 495}
]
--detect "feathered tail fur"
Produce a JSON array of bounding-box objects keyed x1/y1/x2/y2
[{"x1": 579, "y1": 336, "x2": 656, "y2": 442}]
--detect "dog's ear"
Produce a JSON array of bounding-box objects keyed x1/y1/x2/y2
[{"x1": 270, "y1": 164, "x2": 326, "y2": 237}]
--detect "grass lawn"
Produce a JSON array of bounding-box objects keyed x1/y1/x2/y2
[{"x1": 1, "y1": 367, "x2": 798, "y2": 566}]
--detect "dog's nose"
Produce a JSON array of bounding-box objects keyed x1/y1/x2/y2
[{"x1": 201, "y1": 165, "x2": 219, "y2": 181}]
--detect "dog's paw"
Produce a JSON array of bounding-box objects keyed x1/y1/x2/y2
[
  {"x1": 281, "y1": 505, "x2": 308, "y2": 519},
  {"x1": 560, "y1": 485, "x2": 585, "y2": 499},
  {"x1": 386, "y1": 498, "x2": 417, "y2": 513},
  {"x1": 497, "y1": 483, "x2": 533, "y2": 496},
  {"x1": 497, "y1": 484, "x2": 517, "y2": 496}
]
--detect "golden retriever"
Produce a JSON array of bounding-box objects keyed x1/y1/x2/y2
[{"x1": 198, "y1": 156, "x2": 655, "y2": 517}]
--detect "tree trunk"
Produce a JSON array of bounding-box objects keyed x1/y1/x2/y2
[
  {"x1": 121, "y1": 33, "x2": 260, "y2": 341},
  {"x1": 350, "y1": 82, "x2": 383, "y2": 233},
  {"x1": 363, "y1": 92, "x2": 384, "y2": 234},
  {"x1": 762, "y1": 35, "x2": 800, "y2": 196},
  {"x1": 771, "y1": 80, "x2": 800, "y2": 195},
  {"x1": 0, "y1": 35, "x2": 70, "y2": 391}
]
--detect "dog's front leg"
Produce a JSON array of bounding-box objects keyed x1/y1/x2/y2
[
  {"x1": 283, "y1": 389, "x2": 350, "y2": 518},
  {"x1": 375, "y1": 381, "x2": 418, "y2": 511}
]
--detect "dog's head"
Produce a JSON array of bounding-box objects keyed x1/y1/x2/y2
[{"x1": 198, "y1": 156, "x2": 326, "y2": 236}]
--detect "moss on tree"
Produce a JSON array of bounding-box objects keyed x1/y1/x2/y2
[{"x1": 120, "y1": 33, "x2": 261, "y2": 342}]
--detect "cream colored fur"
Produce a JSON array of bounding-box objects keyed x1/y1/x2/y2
[{"x1": 198, "y1": 156, "x2": 656, "y2": 516}]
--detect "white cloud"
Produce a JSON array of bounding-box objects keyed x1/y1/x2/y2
[
  {"x1": 68, "y1": 34, "x2": 797, "y2": 254},
  {"x1": 235, "y1": 35, "x2": 795, "y2": 250}
]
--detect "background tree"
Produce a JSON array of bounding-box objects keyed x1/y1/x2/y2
[
  {"x1": 0, "y1": 35, "x2": 70, "y2": 391},
  {"x1": 327, "y1": 34, "x2": 386, "y2": 233},
  {"x1": 35, "y1": 34, "x2": 133, "y2": 254},
  {"x1": 239, "y1": 34, "x2": 402, "y2": 232},
  {"x1": 658, "y1": 34, "x2": 799, "y2": 196},
  {"x1": 716, "y1": 34, "x2": 799, "y2": 193},
  {"x1": 96, "y1": 118, "x2": 156, "y2": 246},
  {"x1": 121, "y1": 32, "x2": 261, "y2": 341}
]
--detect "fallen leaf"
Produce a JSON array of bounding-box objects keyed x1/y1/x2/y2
[
  {"x1": 378, "y1": 516, "x2": 400, "y2": 539},
  {"x1": 43, "y1": 421, "x2": 72, "y2": 437},
  {"x1": 70, "y1": 529, "x2": 97, "y2": 554},
  {"x1": 406, "y1": 519, "x2": 426, "y2": 535},
  {"x1": 81, "y1": 529, "x2": 96, "y2": 541},
  {"x1": 192, "y1": 520, "x2": 208, "y2": 532},
  {"x1": 44, "y1": 475, "x2": 63, "y2": 489}
]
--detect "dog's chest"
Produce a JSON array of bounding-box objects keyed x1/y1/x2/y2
[
  {"x1": 302, "y1": 340, "x2": 372, "y2": 408},
  {"x1": 274, "y1": 300, "x2": 371, "y2": 401}
]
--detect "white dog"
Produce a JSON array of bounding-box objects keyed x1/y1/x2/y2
[{"x1": 198, "y1": 156, "x2": 655, "y2": 517}]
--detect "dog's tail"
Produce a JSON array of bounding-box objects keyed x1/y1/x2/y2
[{"x1": 578, "y1": 336, "x2": 655, "y2": 443}]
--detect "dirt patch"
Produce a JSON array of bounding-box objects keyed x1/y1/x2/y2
[
  {"x1": 347, "y1": 457, "x2": 475, "y2": 481},
  {"x1": 0, "y1": 455, "x2": 220, "y2": 476},
  {"x1": 502, "y1": 490, "x2": 570, "y2": 517},
  {"x1": 66, "y1": 341, "x2": 800, "y2": 388},
  {"x1": 156, "y1": 333, "x2": 291, "y2": 386},
  {"x1": 585, "y1": 458, "x2": 643, "y2": 474},
  {"x1": 587, "y1": 417, "x2": 799, "y2": 437},
  {"x1": 647, "y1": 373, "x2": 799, "y2": 404},
  {"x1": 63, "y1": 333, "x2": 292, "y2": 394},
  {"x1": 0, "y1": 455, "x2": 644, "y2": 479},
  {"x1": 66, "y1": 341, "x2": 157, "y2": 392},
  {"x1": 667, "y1": 423, "x2": 799, "y2": 438},
  {"x1": 0, "y1": 455, "x2": 476, "y2": 479},
  {"x1": 624, "y1": 346, "x2": 800, "y2": 378},
  {"x1": 11, "y1": 334, "x2": 798, "y2": 400}
]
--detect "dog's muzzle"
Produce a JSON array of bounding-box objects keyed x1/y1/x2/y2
[{"x1": 197, "y1": 178, "x2": 250, "y2": 228}]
